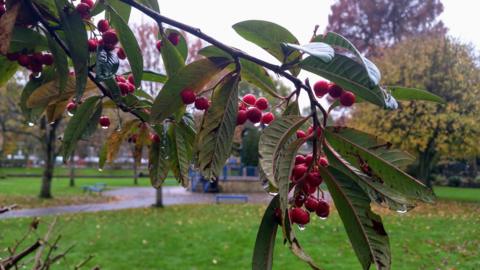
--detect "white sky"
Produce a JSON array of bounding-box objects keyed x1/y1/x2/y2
[{"x1": 130, "y1": 0, "x2": 480, "y2": 104}]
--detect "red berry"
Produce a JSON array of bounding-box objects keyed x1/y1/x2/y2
[
  {"x1": 118, "y1": 82, "x2": 130, "y2": 96},
  {"x1": 17, "y1": 54, "x2": 30, "y2": 67},
  {"x1": 66, "y1": 102, "x2": 77, "y2": 113},
  {"x1": 156, "y1": 40, "x2": 162, "y2": 51},
  {"x1": 88, "y1": 39, "x2": 98, "y2": 52},
  {"x1": 127, "y1": 74, "x2": 135, "y2": 85},
  {"x1": 305, "y1": 154, "x2": 313, "y2": 166},
  {"x1": 31, "y1": 52, "x2": 43, "y2": 64},
  {"x1": 29, "y1": 62, "x2": 43, "y2": 73},
  {"x1": 180, "y1": 88, "x2": 196, "y2": 104},
  {"x1": 315, "y1": 200, "x2": 330, "y2": 218},
  {"x1": 97, "y1": 19, "x2": 109, "y2": 33},
  {"x1": 236, "y1": 110, "x2": 248, "y2": 125},
  {"x1": 302, "y1": 182, "x2": 317, "y2": 194},
  {"x1": 41, "y1": 53, "x2": 54, "y2": 65},
  {"x1": 0, "y1": 6, "x2": 5, "y2": 16},
  {"x1": 168, "y1": 32, "x2": 180, "y2": 46},
  {"x1": 81, "y1": 0, "x2": 94, "y2": 8},
  {"x1": 6, "y1": 52, "x2": 19, "y2": 61},
  {"x1": 306, "y1": 172, "x2": 322, "y2": 187},
  {"x1": 296, "y1": 130, "x2": 306, "y2": 139},
  {"x1": 150, "y1": 133, "x2": 161, "y2": 143},
  {"x1": 127, "y1": 82, "x2": 135, "y2": 93},
  {"x1": 292, "y1": 164, "x2": 307, "y2": 181},
  {"x1": 102, "y1": 30, "x2": 118, "y2": 46},
  {"x1": 339, "y1": 91, "x2": 356, "y2": 107},
  {"x1": 99, "y1": 116, "x2": 110, "y2": 128},
  {"x1": 294, "y1": 194, "x2": 307, "y2": 207},
  {"x1": 328, "y1": 83, "x2": 343, "y2": 98},
  {"x1": 295, "y1": 155, "x2": 306, "y2": 165},
  {"x1": 261, "y1": 112, "x2": 274, "y2": 125},
  {"x1": 255, "y1": 97, "x2": 269, "y2": 110},
  {"x1": 75, "y1": 3, "x2": 90, "y2": 16},
  {"x1": 313, "y1": 80, "x2": 330, "y2": 97},
  {"x1": 246, "y1": 107, "x2": 262, "y2": 123},
  {"x1": 194, "y1": 97, "x2": 210, "y2": 110},
  {"x1": 290, "y1": 208, "x2": 310, "y2": 225},
  {"x1": 242, "y1": 94, "x2": 256, "y2": 106},
  {"x1": 304, "y1": 196, "x2": 320, "y2": 212},
  {"x1": 238, "y1": 102, "x2": 247, "y2": 111},
  {"x1": 117, "y1": 48, "x2": 126, "y2": 60},
  {"x1": 115, "y1": 75, "x2": 127, "y2": 83},
  {"x1": 319, "y1": 157, "x2": 329, "y2": 167}
]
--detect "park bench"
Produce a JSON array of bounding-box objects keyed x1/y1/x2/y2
[
  {"x1": 82, "y1": 183, "x2": 107, "y2": 195},
  {"x1": 215, "y1": 194, "x2": 248, "y2": 204}
]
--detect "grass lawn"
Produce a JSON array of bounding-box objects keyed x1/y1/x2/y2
[
  {"x1": 433, "y1": 186, "x2": 480, "y2": 202},
  {"x1": 0, "y1": 167, "x2": 149, "y2": 177},
  {"x1": 0, "y1": 177, "x2": 178, "y2": 208},
  {"x1": 0, "y1": 202, "x2": 479, "y2": 270}
]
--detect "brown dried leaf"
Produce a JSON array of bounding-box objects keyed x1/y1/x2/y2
[{"x1": 0, "y1": 2, "x2": 21, "y2": 54}]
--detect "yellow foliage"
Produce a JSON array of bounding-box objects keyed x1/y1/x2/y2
[{"x1": 350, "y1": 36, "x2": 480, "y2": 159}]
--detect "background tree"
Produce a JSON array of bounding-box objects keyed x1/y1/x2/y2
[
  {"x1": 327, "y1": 0, "x2": 446, "y2": 55},
  {"x1": 349, "y1": 36, "x2": 480, "y2": 187}
]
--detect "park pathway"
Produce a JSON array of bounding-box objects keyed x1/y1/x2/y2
[{"x1": 0, "y1": 187, "x2": 273, "y2": 220}]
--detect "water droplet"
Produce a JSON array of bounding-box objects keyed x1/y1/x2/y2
[
  {"x1": 319, "y1": 216, "x2": 328, "y2": 220},
  {"x1": 297, "y1": 224, "x2": 306, "y2": 231},
  {"x1": 268, "y1": 192, "x2": 278, "y2": 196},
  {"x1": 27, "y1": 122, "x2": 35, "y2": 127},
  {"x1": 101, "y1": 126, "x2": 109, "y2": 130},
  {"x1": 67, "y1": 111, "x2": 74, "y2": 117},
  {"x1": 98, "y1": 168, "x2": 103, "y2": 172}
]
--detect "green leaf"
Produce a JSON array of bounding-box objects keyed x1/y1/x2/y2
[
  {"x1": 138, "y1": 0, "x2": 160, "y2": 12},
  {"x1": 168, "y1": 119, "x2": 194, "y2": 187},
  {"x1": 196, "y1": 73, "x2": 240, "y2": 179},
  {"x1": 46, "y1": 34, "x2": 69, "y2": 92},
  {"x1": 325, "y1": 128, "x2": 435, "y2": 203},
  {"x1": 90, "y1": 1, "x2": 106, "y2": 16},
  {"x1": 284, "y1": 42, "x2": 334, "y2": 63},
  {"x1": 0, "y1": 55, "x2": 17, "y2": 87},
  {"x1": 300, "y1": 54, "x2": 397, "y2": 109},
  {"x1": 150, "y1": 58, "x2": 232, "y2": 123},
  {"x1": 165, "y1": 28, "x2": 188, "y2": 61},
  {"x1": 313, "y1": 32, "x2": 381, "y2": 85},
  {"x1": 107, "y1": 0, "x2": 131, "y2": 22},
  {"x1": 321, "y1": 167, "x2": 391, "y2": 270},
  {"x1": 160, "y1": 36, "x2": 185, "y2": 77},
  {"x1": 62, "y1": 96, "x2": 102, "y2": 161},
  {"x1": 252, "y1": 196, "x2": 279, "y2": 270},
  {"x1": 232, "y1": 20, "x2": 301, "y2": 75},
  {"x1": 239, "y1": 59, "x2": 282, "y2": 98},
  {"x1": 198, "y1": 45, "x2": 233, "y2": 60},
  {"x1": 55, "y1": 0, "x2": 88, "y2": 99},
  {"x1": 9, "y1": 27, "x2": 48, "y2": 51},
  {"x1": 108, "y1": 5, "x2": 143, "y2": 87},
  {"x1": 149, "y1": 126, "x2": 170, "y2": 188},
  {"x1": 140, "y1": 70, "x2": 167, "y2": 83},
  {"x1": 283, "y1": 100, "x2": 300, "y2": 116},
  {"x1": 259, "y1": 115, "x2": 308, "y2": 188},
  {"x1": 96, "y1": 48, "x2": 120, "y2": 81},
  {"x1": 98, "y1": 142, "x2": 108, "y2": 170},
  {"x1": 387, "y1": 86, "x2": 445, "y2": 103}
]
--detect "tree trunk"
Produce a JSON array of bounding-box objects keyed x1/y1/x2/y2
[
  {"x1": 417, "y1": 128, "x2": 439, "y2": 188},
  {"x1": 39, "y1": 118, "x2": 60, "y2": 199},
  {"x1": 69, "y1": 153, "x2": 75, "y2": 187},
  {"x1": 133, "y1": 160, "x2": 138, "y2": 185},
  {"x1": 154, "y1": 186, "x2": 163, "y2": 207}
]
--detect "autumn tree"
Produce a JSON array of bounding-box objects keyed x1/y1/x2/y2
[
  {"x1": 0, "y1": 0, "x2": 445, "y2": 269},
  {"x1": 349, "y1": 36, "x2": 480, "y2": 187},
  {"x1": 327, "y1": 0, "x2": 446, "y2": 55}
]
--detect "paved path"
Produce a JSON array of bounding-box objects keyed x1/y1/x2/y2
[{"x1": 0, "y1": 187, "x2": 272, "y2": 220}]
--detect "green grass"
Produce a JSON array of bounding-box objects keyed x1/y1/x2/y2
[
  {"x1": 0, "y1": 167, "x2": 149, "y2": 177},
  {"x1": 0, "y1": 202, "x2": 479, "y2": 270},
  {"x1": 433, "y1": 186, "x2": 480, "y2": 202}
]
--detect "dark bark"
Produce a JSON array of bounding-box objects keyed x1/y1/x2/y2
[
  {"x1": 39, "y1": 118, "x2": 61, "y2": 199},
  {"x1": 69, "y1": 152, "x2": 75, "y2": 187},
  {"x1": 133, "y1": 159, "x2": 138, "y2": 185},
  {"x1": 417, "y1": 127, "x2": 440, "y2": 188},
  {"x1": 154, "y1": 186, "x2": 163, "y2": 207}
]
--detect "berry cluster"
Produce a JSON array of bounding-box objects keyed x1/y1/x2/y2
[
  {"x1": 5, "y1": 51, "x2": 54, "y2": 73},
  {"x1": 87, "y1": 19, "x2": 120, "y2": 53},
  {"x1": 237, "y1": 94, "x2": 274, "y2": 125},
  {"x1": 180, "y1": 88, "x2": 210, "y2": 111},
  {"x1": 128, "y1": 132, "x2": 161, "y2": 144},
  {"x1": 313, "y1": 80, "x2": 356, "y2": 107},
  {"x1": 156, "y1": 32, "x2": 181, "y2": 51},
  {"x1": 285, "y1": 153, "x2": 331, "y2": 226},
  {"x1": 0, "y1": 1, "x2": 6, "y2": 18},
  {"x1": 75, "y1": 0, "x2": 95, "y2": 19},
  {"x1": 115, "y1": 74, "x2": 136, "y2": 96}
]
